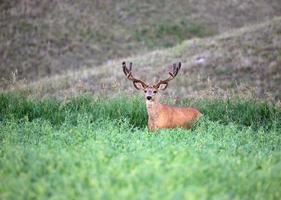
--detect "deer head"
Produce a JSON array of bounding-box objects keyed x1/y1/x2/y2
[{"x1": 122, "y1": 61, "x2": 181, "y2": 102}]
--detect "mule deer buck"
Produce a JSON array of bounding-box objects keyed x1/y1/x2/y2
[{"x1": 122, "y1": 61, "x2": 202, "y2": 131}]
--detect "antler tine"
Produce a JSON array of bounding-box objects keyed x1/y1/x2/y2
[
  {"x1": 167, "y1": 62, "x2": 181, "y2": 79},
  {"x1": 129, "y1": 62, "x2": 132, "y2": 71},
  {"x1": 155, "y1": 62, "x2": 181, "y2": 88},
  {"x1": 122, "y1": 61, "x2": 148, "y2": 89},
  {"x1": 171, "y1": 62, "x2": 181, "y2": 77},
  {"x1": 122, "y1": 62, "x2": 129, "y2": 77},
  {"x1": 122, "y1": 61, "x2": 134, "y2": 80},
  {"x1": 122, "y1": 61, "x2": 135, "y2": 80}
]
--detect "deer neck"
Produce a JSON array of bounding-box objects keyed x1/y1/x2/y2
[{"x1": 146, "y1": 97, "x2": 161, "y2": 119}]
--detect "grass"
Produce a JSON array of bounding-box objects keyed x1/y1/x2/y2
[
  {"x1": 1, "y1": 0, "x2": 281, "y2": 83},
  {"x1": 1, "y1": 2, "x2": 281, "y2": 199},
  {"x1": 0, "y1": 0, "x2": 213, "y2": 83},
  {"x1": 134, "y1": 20, "x2": 209, "y2": 48},
  {"x1": 7, "y1": 17, "x2": 281, "y2": 102},
  {"x1": 1, "y1": 92, "x2": 281, "y2": 199}
]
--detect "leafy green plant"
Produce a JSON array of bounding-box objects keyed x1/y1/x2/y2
[{"x1": 0, "y1": 92, "x2": 280, "y2": 200}]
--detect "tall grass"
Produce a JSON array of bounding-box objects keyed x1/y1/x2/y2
[
  {"x1": 0, "y1": 93, "x2": 147, "y2": 127},
  {"x1": 0, "y1": 92, "x2": 281, "y2": 199},
  {"x1": 1, "y1": 92, "x2": 280, "y2": 129}
]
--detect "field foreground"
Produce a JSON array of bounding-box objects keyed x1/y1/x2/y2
[{"x1": 0, "y1": 93, "x2": 281, "y2": 200}]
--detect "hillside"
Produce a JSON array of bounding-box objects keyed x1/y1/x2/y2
[
  {"x1": 1, "y1": 2, "x2": 281, "y2": 198},
  {"x1": 6, "y1": 17, "x2": 281, "y2": 101},
  {"x1": 1, "y1": 0, "x2": 281, "y2": 83}
]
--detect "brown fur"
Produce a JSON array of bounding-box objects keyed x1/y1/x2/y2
[
  {"x1": 122, "y1": 61, "x2": 202, "y2": 132},
  {"x1": 146, "y1": 100, "x2": 202, "y2": 131}
]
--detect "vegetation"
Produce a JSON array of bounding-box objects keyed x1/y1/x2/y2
[
  {"x1": 1, "y1": 1, "x2": 281, "y2": 199},
  {"x1": 1, "y1": 93, "x2": 280, "y2": 199},
  {"x1": 1, "y1": 0, "x2": 281, "y2": 83},
  {"x1": 5, "y1": 17, "x2": 281, "y2": 102}
]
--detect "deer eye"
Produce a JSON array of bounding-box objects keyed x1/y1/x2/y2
[
  {"x1": 153, "y1": 91, "x2": 157, "y2": 94},
  {"x1": 144, "y1": 90, "x2": 147, "y2": 93}
]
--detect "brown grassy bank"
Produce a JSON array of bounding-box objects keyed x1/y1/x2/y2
[
  {"x1": 1, "y1": 0, "x2": 280, "y2": 84},
  {"x1": 4, "y1": 17, "x2": 281, "y2": 102}
]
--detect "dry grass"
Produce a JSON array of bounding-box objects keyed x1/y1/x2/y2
[
  {"x1": 1, "y1": 0, "x2": 280, "y2": 83},
  {"x1": 5, "y1": 17, "x2": 281, "y2": 103}
]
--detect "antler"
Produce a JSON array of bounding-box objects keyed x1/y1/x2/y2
[
  {"x1": 122, "y1": 61, "x2": 148, "y2": 90},
  {"x1": 154, "y1": 62, "x2": 181, "y2": 89}
]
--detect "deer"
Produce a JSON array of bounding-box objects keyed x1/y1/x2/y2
[{"x1": 122, "y1": 61, "x2": 202, "y2": 131}]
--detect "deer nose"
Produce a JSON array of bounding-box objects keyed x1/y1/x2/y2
[{"x1": 146, "y1": 96, "x2": 152, "y2": 100}]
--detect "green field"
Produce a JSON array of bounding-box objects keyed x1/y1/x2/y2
[
  {"x1": 0, "y1": 93, "x2": 280, "y2": 200},
  {"x1": 1, "y1": 1, "x2": 281, "y2": 200}
]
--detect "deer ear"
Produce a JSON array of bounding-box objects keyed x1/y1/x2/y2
[
  {"x1": 133, "y1": 81, "x2": 147, "y2": 90},
  {"x1": 156, "y1": 82, "x2": 168, "y2": 90}
]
